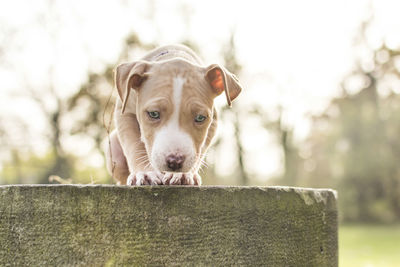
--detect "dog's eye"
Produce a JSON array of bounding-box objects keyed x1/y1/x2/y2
[
  {"x1": 147, "y1": 111, "x2": 160, "y2": 120},
  {"x1": 194, "y1": 114, "x2": 206, "y2": 123}
]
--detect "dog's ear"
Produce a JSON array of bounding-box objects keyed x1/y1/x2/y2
[
  {"x1": 205, "y1": 64, "x2": 242, "y2": 107},
  {"x1": 114, "y1": 60, "x2": 150, "y2": 113}
]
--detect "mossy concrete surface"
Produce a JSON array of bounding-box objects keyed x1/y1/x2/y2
[{"x1": 0, "y1": 185, "x2": 337, "y2": 266}]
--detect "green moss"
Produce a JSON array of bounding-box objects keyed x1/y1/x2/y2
[{"x1": 0, "y1": 185, "x2": 337, "y2": 266}]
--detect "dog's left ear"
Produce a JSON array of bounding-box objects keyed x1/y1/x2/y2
[
  {"x1": 114, "y1": 60, "x2": 151, "y2": 114},
  {"x1": 205, "y1": 64, "x2": 242, "y2": 106}
]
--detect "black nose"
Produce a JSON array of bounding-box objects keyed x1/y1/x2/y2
[{"x1": 166, "y1": 153, "x2": 185, "y2": 171}]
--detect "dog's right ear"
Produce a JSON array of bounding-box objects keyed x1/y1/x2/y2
[
  {"x1": 114, "y1": 61, "x2": 150, "y2": 114},
  {"x1": 205, "y1": 64, "x2": 242, "y2": 107}
]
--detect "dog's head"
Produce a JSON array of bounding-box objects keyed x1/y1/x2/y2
[{"x1": 115, "y1": 58, "x2": 242, "y2": 173}]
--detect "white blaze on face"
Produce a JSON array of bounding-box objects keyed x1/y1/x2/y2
[{"x1": 151, "y1": 76, "x2": 196, "y2": 172}]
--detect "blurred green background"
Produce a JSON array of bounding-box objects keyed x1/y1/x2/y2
[{"x1": 1, "y1": 1, "x2": 400, "y2": 265}]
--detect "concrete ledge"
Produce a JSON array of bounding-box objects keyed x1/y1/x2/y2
[{"x1": 0, "y1": 185, "x2": 337, "y2": 266}]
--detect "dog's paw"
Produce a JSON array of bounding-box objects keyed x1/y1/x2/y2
[
  {"x1": 192, "y1": 172, "x2": 202, "y2": 185},
  {"x1": 126, "y1": 171, "x2": 163, "y2": 186},
  {"x1": 162, "y1": 172, "x2": 202, "y2": 185}
]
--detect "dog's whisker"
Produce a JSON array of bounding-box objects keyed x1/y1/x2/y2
[
  {"x1": 198, "y1": 164, "x2": 207, "y2": 174},
  {"x1": 136, "y1": 155, "x2": 149, "y2": 161},
  {"x1": 196, "y1": 153, "x2": 208, "y2": 160},
  {"x1": 143, "y1": 162, "x2": 152, "y2": 171},
  {"x1": 131, "y1": 140, "x2": 145, "y2": 146},
  {"x1": 199, "y1": 158, "x2": 209, "y2": 167},
  {"x1": 136, "y1": 157, "x2": 150, "y2": 165},
  {"x1": 200, "y1": 162, "x2": 209, "y2": 170}
]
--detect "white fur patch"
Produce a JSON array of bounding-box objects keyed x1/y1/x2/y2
[
  {"x1": 150, "y1": 76, "x2": 196, "y2": 172},
  {"x1": 172, "y1": 76, "x2": 185, "y2": 121}
]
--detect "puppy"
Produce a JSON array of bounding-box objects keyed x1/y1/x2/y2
[{"x1": 105, "y1": 44, "x2": 242, "y2": 185}]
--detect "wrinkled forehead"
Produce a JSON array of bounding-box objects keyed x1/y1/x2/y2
[{"x1": 138, "y1": 60, "x2": 214, "y2": 108}]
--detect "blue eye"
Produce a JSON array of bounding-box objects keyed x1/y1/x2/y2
[
  {"x1": 194, "y1": 114, "x2": 206, "y2": 123},
  {"x1": 147, "y1": 111, "x2": 160, "y2": 120}
]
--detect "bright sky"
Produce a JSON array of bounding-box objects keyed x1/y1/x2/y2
[{"x1": 1, "y1": 0, "x2": 400, "y2": 179}]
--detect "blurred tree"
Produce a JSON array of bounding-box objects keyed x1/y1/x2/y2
[
  {"x1": 0, "y1": 3, "x2": 74, "y2": 183},
  {"x1": 252, "y1": 105, "x2": 300, "y2": 186},
  {"x1": 67, "y1": 33, "x2": 155, "y2": 156},
  {"x1": 206, "y1": 34, "x2": 250, "y2": 185},
  {"x1": 298, "y1": 18, "x2": 400, "y2": 223},
  {"x1": 0, "y1": 2, "x2": 106, "y2": 184},
  {"x1": 207, "y1": 34, "x2": 300, "y2": 186},
  {"x1": 223, "y1": 35, "x2": 248, "y2": 185},
  {"x1": 26, "y1": 66, "x2": 74, "y2": 183}
]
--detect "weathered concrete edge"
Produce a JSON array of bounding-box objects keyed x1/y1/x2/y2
[
  {"x1": 0, "y1": 184, "x2": 338, "y2": 266},
  {"x1": 0, "y1": 184, "x2": 337, "y2": 193},
  {"x1": 0, "y1": 184, "x2": 337, "y2": 206}
]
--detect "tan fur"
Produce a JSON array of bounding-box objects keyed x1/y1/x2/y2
[{"x1": 106, "y1": 44, "x2": 242, "y2": 185}]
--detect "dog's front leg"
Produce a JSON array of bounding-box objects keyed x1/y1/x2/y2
[{"x1": 117, "y1": 113, "x2": 163, "y2": 186}]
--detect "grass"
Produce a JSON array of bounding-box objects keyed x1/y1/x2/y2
[{"x1": 340, "y1": 224, "x2": 400, "y2": 267}]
